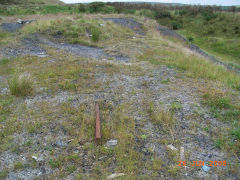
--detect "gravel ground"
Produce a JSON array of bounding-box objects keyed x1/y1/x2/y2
[
  {"x1": 0, "y1": 21, "x2": 32, "y2": 32},
  {"x1": 1, "y1": 34, "x2": 129, "y2": 62},
  {"x1": 0, "y1": 17, "x2": 239, "y2": 179}
]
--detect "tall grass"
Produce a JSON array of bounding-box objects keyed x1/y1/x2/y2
[
  {"x1": 8, "y1": 73, "x2": 33, "y2": 97},
  {"x1": 139, "y1": 49, "x2": 240, "y2": 90}
]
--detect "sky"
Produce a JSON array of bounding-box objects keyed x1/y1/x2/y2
[{"x1": 60, "y1": 0, "x2": 240, "y2": 6}]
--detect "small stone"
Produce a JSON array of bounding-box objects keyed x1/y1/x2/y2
[
  {"x1": 202, "y1": 165, "x2": 210, "y2": 172},
  {"x1": 107, "y1": 173, "x2": 125, "y2": 179},
  {"x1": 56, "y1": 140, "x2": 67, "y2": 147},
  {"x1": 17, "y1": 19, "x2": 23, "y2": 24},
  {"x1": 167, "y1": 144, "x2": 177, "y2": 151},
  {"x1": 32, "y1": 155, "x2": 43, "y2": 162},
  {"x1": 106, "y1": 139, "x2": 118, "y2": 147}
]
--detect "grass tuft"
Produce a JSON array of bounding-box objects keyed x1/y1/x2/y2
[
  {"x1": 0, "y1": 170, "x2": 8, "y2": 179},
  {"x1": 8, "y1": 73, "x2": 34, "y2": 97},
  {"x1": 14, "y1": 162, "x2": 24, "y2": 170},
  {"x1": 231, "y1": 128, "x2": 240, "y2": 140}
]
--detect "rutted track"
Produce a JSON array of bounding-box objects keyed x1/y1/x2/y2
[{"x1": 1, "y1": 34, "x2": 129, "y2": 62}]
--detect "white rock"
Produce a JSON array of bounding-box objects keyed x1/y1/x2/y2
[
  {"x1": 106, "y1": 139, "x2": 118, "y2": 147},
  {"x1": 17, "y1": 19, "x2": 23, "y2": 24},
  {"x1": 107, "y1": 173, "x2": 125, "y2": 179},
  {"x1": 32, "y1": 155, "x2": 43, "y2": 162},
  {"x1": 167, "y1": 144, "x2": 177, "y2": 151}
]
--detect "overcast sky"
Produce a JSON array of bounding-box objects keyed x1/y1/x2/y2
[{"x1": 60, "y1": 0, "x2": 240, "y2": 6}]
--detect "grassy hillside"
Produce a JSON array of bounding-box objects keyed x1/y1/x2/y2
[
  {"x1": 0, "y1": 0, "x2": 64, "y2": 5},
  {"x1": 155, "y1": 11, "x2": 240, "y2": 68},
  {"x1": 1, "y1": 2, "x2": 239, "y2": 68},
  {"x1": 108, "y1": 3, "x2": 240, "y2": 68},
  {"x1": 0, "y1": 3, "x2": 240, "y2": 179},
  {"x1": 0, "y1": 14, "x2": 239, "y2": 179}
]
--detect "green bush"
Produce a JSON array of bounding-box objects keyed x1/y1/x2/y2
[
  {"x1": 8, "y1": 73, "x2": 34, "y2": 97},
  {"x1": 78, "y1": 3, "x2": 86, "y2": 13},
  {"x1": 188, "y1": 36, "x2": 194, "y2": 42},
  {"x1": 100, "y1": 5, "x2": 116, "y2": 14},
  {"x1": 172, "y1": 21, "x2": 182, "y2": 30},
  {"x1": 155, "y1": 10, "x2": 171, "y2": 19},
  {"x1": 179, "y1": 10, "x2": 187, "y2": 16},
  {"x1": 138, "y1": 9, "x2": 155, "y2": 19},
  {"x1": 201, "y1": 10, "x2": 218, "y2": 21},
  {"x1": 88, "y1": 2, "x2": 105, "y2": 13},
  {"x1": 90, "y1": 27, "x2": 101, "y2": 42}
]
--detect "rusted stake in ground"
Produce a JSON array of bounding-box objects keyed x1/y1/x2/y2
[{"x1": 95, "y1": 103, "x2": 101, "y2": 143}]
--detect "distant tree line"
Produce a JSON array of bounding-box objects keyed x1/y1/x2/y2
[
  {"x1": 75, "y1": 2, "x2": 240, "y2": 30},
  {"x1": 106, "y1": 2, "x2": 240, "y2": 13},
  {"x1": 77, "y1": 2, "x2": 240, "y2": 21}
]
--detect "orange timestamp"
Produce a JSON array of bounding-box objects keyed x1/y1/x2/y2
[{"x1": 178, "y1": 160, "x2": 226, "y2": 167}]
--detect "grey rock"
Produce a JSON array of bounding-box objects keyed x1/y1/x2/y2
[{"x1": 56, "y1": 140, "x2": 67, "y2": 147}]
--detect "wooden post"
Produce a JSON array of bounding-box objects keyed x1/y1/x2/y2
[{"x1": 95, "y1": 103, "x2": 101, "y2": 143}]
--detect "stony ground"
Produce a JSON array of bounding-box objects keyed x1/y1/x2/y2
[{"x1": 0, "y1": 14, "x2": 239, "y2": 179}]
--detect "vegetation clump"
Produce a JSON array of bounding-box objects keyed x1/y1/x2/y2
[{"x1": 8, "y1": 73, "x2": 34, "y2": 97}]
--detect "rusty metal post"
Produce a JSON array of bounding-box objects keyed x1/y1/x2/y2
[{"x1": 95, "y1": 103, "x2": 101, "y2": 142}]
